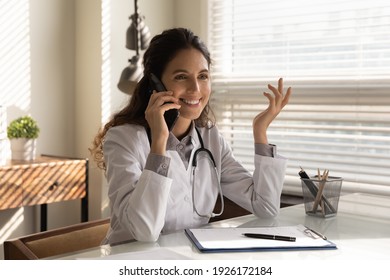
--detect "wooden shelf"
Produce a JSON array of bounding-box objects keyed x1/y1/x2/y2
[{"x1": 0, "y1": 155, "x2": 89, "y2": 231}]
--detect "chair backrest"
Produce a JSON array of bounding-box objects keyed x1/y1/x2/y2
[{"x1": 4, "y1": 218, "x2": 110, "y2": 259}]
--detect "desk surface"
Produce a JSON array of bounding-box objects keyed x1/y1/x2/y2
[{"x1": 57, "y1": 193, "x2": 390, "y2": 260}]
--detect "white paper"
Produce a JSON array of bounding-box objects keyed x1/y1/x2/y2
[{"x1": 188, "y1": 225, "x2": 332, "y2": 250}]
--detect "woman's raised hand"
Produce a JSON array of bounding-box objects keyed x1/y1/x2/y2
[{"x1": 253, "y1": 78, "x2": 292, "y2": 144}]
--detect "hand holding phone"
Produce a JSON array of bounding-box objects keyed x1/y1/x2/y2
[{"x1": 150, "y1": 73, "x2": 179, "y2": 131}]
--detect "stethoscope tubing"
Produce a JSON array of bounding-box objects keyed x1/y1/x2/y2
[{"x1": 191, "y1": 127, "x2": 224, "y2": 218}]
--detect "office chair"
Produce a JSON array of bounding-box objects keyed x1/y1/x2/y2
[{"x1": 3, "y1": 218, "x2": 110, "y2": 260}]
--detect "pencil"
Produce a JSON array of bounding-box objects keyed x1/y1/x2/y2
[
  {"x1": 299, "y1": 167, "x2": 335, "y2": 214},
  {"x1": 312, "y1": 170, "x2": 329, "y2": 213}
]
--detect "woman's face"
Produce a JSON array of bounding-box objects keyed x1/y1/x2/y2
[{"x1": 161, "y1": 47, "x2": 211, "y2": 124}]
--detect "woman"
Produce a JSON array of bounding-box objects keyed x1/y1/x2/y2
[{"x1": 90, "y1": 28, "x2": 292, "y2": 244}]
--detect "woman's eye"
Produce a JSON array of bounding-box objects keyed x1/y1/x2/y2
[
  {"x1": 199, "y1": 74, "x2": 209, "y2": 80},
  {"x1": 175, "y1": 75, "x2": 186, "y2": 80}
]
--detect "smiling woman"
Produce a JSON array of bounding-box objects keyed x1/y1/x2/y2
[
  {"x1": 89, "y1": 28, "x2": 291, "y2": 245},
  {"x1": 156, "y1": 47, "x2": 211, "y2": 139}
]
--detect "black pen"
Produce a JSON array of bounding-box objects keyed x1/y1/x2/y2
[{"x1": 242, "y1": 233, "x2": 296, "y2": 242}]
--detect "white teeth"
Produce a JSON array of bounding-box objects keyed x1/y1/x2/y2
[{"x1": 181, "y1": 99, "x2": 200, "y2": 105}]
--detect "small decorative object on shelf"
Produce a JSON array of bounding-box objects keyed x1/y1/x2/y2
[{"x1": 7, "y1": 115, "x2": 40, "y2": 161}]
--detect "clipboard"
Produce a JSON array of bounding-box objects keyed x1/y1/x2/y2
[{"x1": 185, "y1": 225, "x2": 337, "y2": 253}]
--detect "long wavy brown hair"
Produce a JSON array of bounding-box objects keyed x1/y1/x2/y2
[{"x1": 90, "y1": 28, "x2": 215, "y2": 170}]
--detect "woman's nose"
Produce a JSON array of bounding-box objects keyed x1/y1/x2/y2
[{"x1": 187, "y1": 78, "x2": 200, "y2": 93}]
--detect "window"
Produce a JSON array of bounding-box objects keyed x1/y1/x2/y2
[{"x1": 208, "y1": 0, "x2": 390, "y2": 195}]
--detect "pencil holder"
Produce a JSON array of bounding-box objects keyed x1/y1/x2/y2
[{"x1": 301, "y1": 176, "x2": 343, "y2": 218}]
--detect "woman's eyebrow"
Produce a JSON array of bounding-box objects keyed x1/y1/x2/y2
[
  {"x1": 172, "y1": 69, "x2": 188, "y2": 74},
  {"x1": 171, "y1": 69, "x2": 209, "y2": 74}
]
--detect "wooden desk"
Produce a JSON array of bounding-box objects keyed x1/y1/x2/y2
[
  {"x1": 53, "y1": 193, "x2": 390, "y2": 260},
  {"x1": 0, "y1": 155, "x2": 88, "y2": 231}
]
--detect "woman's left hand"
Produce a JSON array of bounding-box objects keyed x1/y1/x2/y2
[{"x1": 253, "y1": 78, "x2": 292, "y2": 144}]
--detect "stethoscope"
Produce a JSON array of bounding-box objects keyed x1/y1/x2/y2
[{"x1": 191, "y1": 127, "x2": 224, "y2": 218}]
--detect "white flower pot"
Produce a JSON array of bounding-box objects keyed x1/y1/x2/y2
[{"x1": 10, "y1": 138, "x2": 37, "y2": 161}]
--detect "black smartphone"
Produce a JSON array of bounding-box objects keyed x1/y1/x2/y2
[{"x1": 150, "y1": 73, "x2": 179, "y2": 131}]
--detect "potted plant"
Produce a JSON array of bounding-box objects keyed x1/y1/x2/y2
[{"x1": 7, "y1": 115, "x2": 40, "y2": 160}]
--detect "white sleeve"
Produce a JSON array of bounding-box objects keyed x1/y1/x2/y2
[
  {"x1": 218, "y1": 135, "x2": 287, "y2": 218},
  {"x1": 251, "y1": 153, "x2": 287, "y2": 217},
  {"x1": 103, "y1": 125, "x2": 172, "y2": 241}
]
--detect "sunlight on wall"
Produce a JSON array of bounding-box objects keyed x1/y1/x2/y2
[
  {"x1": 0, "y1": 0, "x2": 31, "y2": 239},
  {"x1": 0, "y1": 0, "x2": 31, "y2": 113},
  {"x1": 0, "y1": 208, "x2": 24, "y2": 244},
  {"x1": 101, "y1": 0, "x2": 112, "y2": 125},
  {"x1": 100, "y1": 0, "x2": 111, "y2": 215},
  {"x1": 0, "y1": 106, "x2": 6, "y2": 165}
]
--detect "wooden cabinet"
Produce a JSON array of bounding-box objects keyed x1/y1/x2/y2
[
  {"x1": 0, "y1": 155, "x2": 88, "y2": 230},
  {"x1": 0, "y1": 168, "x2": 23, "y2": 210}
]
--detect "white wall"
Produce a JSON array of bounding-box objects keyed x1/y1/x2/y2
[
  {"x1": 174, "y1": 0, "x2": 209, "y2": 40},
  {"x1": 0, "y1": 0, "x2": 78, "y2": 259},
  {"x1": 0, "y1": 0, "x2": 207, "y2": 259}
]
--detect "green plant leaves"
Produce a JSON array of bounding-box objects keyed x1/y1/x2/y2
[{"x1": 7, "y1": 116, "x2": 40, "y2": 139}]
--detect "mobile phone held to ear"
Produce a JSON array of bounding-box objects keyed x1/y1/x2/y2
[{"x1": 150, "y1": 73, "x2": 179, "y2": 131}]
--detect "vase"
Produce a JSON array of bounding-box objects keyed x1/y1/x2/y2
[{"x1": 10, "y1": 138, "x2": 37, "y2": 161}]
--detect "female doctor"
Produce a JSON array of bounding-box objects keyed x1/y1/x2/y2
[{"x1": 90, "y1": 28, "x2": 292, "y2": 245}]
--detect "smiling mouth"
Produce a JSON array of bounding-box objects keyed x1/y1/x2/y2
[{"x1": 180, "y1": 98, "x2": 200, "y2": 105}]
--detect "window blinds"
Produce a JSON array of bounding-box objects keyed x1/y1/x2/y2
[{"x1": 208, "y1": 0, "x2": 390, "y2": 196}]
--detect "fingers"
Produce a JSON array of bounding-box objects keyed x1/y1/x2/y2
[
  {"x1": 267, "y1": 83, "x2": 282, "y2": 107},
  {"x1": 146, "y1": 90, "x2": 181, "y2": 127},
  {"x1": 266, "y1": 78, "x2": 291, "y2": 107},
  {"x1": 263, "y1": 92, "x2": 275, "y2": 106},
  {"x1": 149, "y1": 90, "x2": 177, "y2": 107},
  {"x1": 282, "y1": 87, "x2": 292, "y2": 107},
  {"x1": 278, "y1": 77, "x2": 283, "y2": 94},
  {"x1": 267, "y1": 83, "x2": 281, "y2": 97},
  {"x1": 254, "y1": 78, "x2": 292, "y2": 140}
]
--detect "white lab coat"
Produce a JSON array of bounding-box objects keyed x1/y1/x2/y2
[{"x1": 102, "y1": 124, "x2": 287, "y2": 244}]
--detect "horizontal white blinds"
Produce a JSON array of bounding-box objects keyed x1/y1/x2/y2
[
  {"x1": 209, "y1": 0, "x2": 390, "y2": 196},
  {"x1": 209, "y1": 0, "x2": 390, "y2": 81}
]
